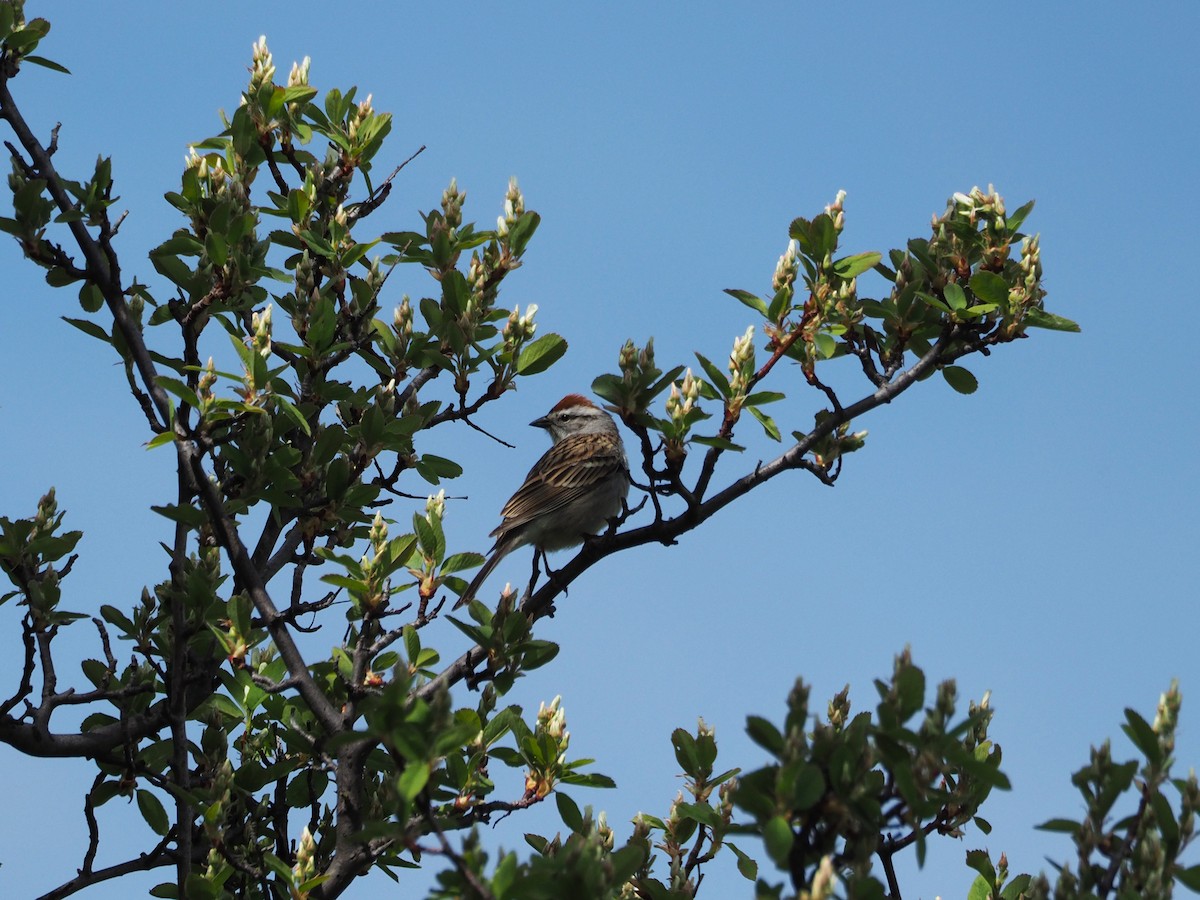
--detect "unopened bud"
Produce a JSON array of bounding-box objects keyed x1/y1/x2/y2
[
  {"x1": 287, "y1": 56, "x2": 311, "y2": 88},
  {"x1": 425, "y1": 489, "x2": 445, "y2": 523},
  {"x1": 251, "y1": 304, "x2": 273, "y2": 357}
]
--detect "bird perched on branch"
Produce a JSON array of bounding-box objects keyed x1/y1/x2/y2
[{"x1": 453, "y1": 394, "x2": 629, "y2": 610}]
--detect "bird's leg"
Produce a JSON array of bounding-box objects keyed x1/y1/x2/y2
[
  {"x1": 525, "y1": 548, "x2": 544, "y2": 599},
  {"x1": 531, "y1": 547, "x2": 571, "y2": 599}
]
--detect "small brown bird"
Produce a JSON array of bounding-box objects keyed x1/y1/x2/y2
[{"x1": 454, "y1": 394, "x2": 629, "y2": 609}]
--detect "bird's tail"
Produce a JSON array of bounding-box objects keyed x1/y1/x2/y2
[{"x1": 452, "y1": 544, "x2": 510, "y2": 610}]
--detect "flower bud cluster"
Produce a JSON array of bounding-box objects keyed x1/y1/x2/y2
[
  {"x1": 825, "y1": 189, "x2": 847, "y2": 233},
  {"x1": 198, "y1": 357, "x2": 218, "y2": 406},
  {"x1": 949, "y1": 184, "x2": 1006, "y2": 228},
  {"x1": 287, "y1": 56, "x2": 310, "y2": 88},
  {"x1": 1154, "y1": 682, "x2": 1181, "y2": 759},
  {"x1": 33, "y1": 488, "x2": 58, "y2": 536},
  {"x1": 248, "y1": 36, "x2": 275, "y2": 95},
  {"x1": 368, "y1": 511, "x2": 388, "y2": 557},
  {"x1": 808, "y1": 854, "x2": 838, "y2": 900},
  {"x1": 728, "y1": 326, "x2": 755, "y2": 396},
  {"x1": 773, "y1": 239, "x2": 799, "y2": 295},
  {"x1": 537, "y1": 695, "x2": 568, "y2": 745},
  {"x1": 497, "y1": 176, "x2": 525, "y2": 236},
  {"x1": 424, "y1": 489, "x2": 446, "y2": 525},
  {"x1": 1004, "y1": 235, "x2": 1045, "y2": 328},
  {"x1": 293, "y1": 826, "x2": 317, "y2": 885},
  {"x1": 665, "y1": 368, "x2": 701, "y2": 426},
  {"x1": 639, "y1": 338, "x2": 655, "y2": 373},
  {"x1": 185, "y1": 146, "x2": 231, "y2": 201},
  {"x1": 348, "y1": 94, "x2": 374, "y2": 141},
  {"x1": 441, "y1": 178, "x2": 464, "y2": 230},
  {"x1": 502, "y1": 303, "x2": 538, "y2": 347},
  {"x1": 251, "y1": 304, "x2": 273, "y2": 358}
]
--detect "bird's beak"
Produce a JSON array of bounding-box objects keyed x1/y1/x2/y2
[{"x1": 530, "y1": 415, "x2": 550, "y2": 429}]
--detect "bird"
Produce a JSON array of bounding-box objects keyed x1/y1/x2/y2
[{"x1": 453, "y1": 394, "x2": 629, "y2": 610}]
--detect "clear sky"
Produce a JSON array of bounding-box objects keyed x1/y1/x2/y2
[{"x1": 0, "y1": 2, "x2": 1196, "y2": 897}]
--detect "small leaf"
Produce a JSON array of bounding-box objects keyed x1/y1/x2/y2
[
  {"x1": 691, "y1": 435, "x2": 745, "y2": 452},
  {"x1": 965, "y1": 848, "x2": 996, "y2": 883},
  {"x1": 745, "y1": 715, "x2": 784, "y2": 754},
  {"x1": 22, "y1": 55, "x2": 71, "y2": 74},
  {"x1": 78, "y1": 282, "x2": 104, "y2": 313},
  {"x1": 942, "y1": 366, "x2": 978, "y2": 395},
  {"x1": 677, "y1": 801, "x2": 721, "y2": 828},
  {"x1": 968, "y1": 270, "x2": 1009, "y2": 305},
  {"x1": 763, "y1": 815, "x2": 793, "y2": 867},
  {"x1": 832, "y1": 251, "x2": 882, "y2": 279},
  {"x1": 966, "y1": 875, "x2": 992, "y2": 900},
  {"x1": 137, "y1": 789, "x2": 170, "y2": 836},
  {"x1": 1175, "y1": 864, "x2": 1200, "y2": 891},
  {"x1": 145, "y1": 431, "x2": 176, "y2": 451},
  {"x1": 397, "y1": 762, "x2": 430, "y2": 801},
  {"x1": 62, "y1": 316, "x2": 110, "y2": 343},
  {"x1": 155, "y1": 376, "x2": 200, "y2": 408},
  {"x1": 1000, "y1": 875, "x2": 1033, "y2": 900},
  {"x1": 724, "y1": 288, "x2": 768, "y2": 316},
  {"x1": 748, "y1": 406, "x2": 781, "y2": 441},
  {"x1": 694, "y1": 352, "x2": 730, "y2": 397},
  {"x1": 1023, "y1": 308, "x2": 1081, "y2": 332},
  {"x1": 555, "y1": 792, "x2": 583, "y2": 832},
  {"x1": 728, "y1": 842, "x2": 758, "y2": 881},
  {"x1": 1122, "y1": 709, "x2": 1162, "y2": 766},
  {"x1": 516, "y1": 333, "x2": 568, "y2": 376},
  {"x1": 943, "y1": 282, "x2": 967, "y2": 311}
]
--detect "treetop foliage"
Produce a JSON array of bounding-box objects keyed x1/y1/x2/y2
[{"x1": 3, "y1": 5, "x2": 1195, "y2": 900}]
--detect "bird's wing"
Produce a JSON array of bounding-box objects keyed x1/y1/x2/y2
[{"x1": 492, "y1": 435, "x2": 627, "y2": 536}]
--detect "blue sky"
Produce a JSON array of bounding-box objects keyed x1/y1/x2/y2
[{"x1": 0, "y1": 3, "x2": 1196, "y2": 897}]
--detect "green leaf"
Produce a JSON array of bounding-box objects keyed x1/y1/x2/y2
[
  {"x1": 943, "y1": 282, "x2": 967, "y2": 311},
  {"x1": 559, "y1": 771, "x2": 616, "y2": 789},
  {"x1": 1175, "y1": 864, "x2": 1200, "y2": 891},
  {"x1": 78, "y1": 282, "x2": 104, "y2": 313},
  {"x1": 968, "y1": 270, "x2": 1009, "y2": 305},
  {"x1": 155, "y1": 376, "x2": 200, "y2": 408},
  {"x1": 1006, "y1": 199, "x2": 1036, "y2": 233},
  {"x1": 1023, "y1": 308, "x2": 1080, "y2": 332},
  {"x1": 151, "y1": 504, "x2": 207, "y2": 529},
  {"x1": 966, "y1": 875, "x2": 992, "y2": 900},
  {"x1": 746, "y1": 715, "x2": 784, "y2": 754},
  {"x1": 1000, "y1": 875, "x2": 1033, "y2": 900},
  {"x1": 1035, "y1": 817, "x2": 1081, "y2": 834},
  {"x1": 724, "y1": 288, "x2": 768, "y2": 316},
  {"x1": 145, "y1": 430, "x2": 176, "y2": 451},
  {"x1": 942, "y1": 366, "x2": 978, "y2": 395},
  {"x1": 813, "y1": 332, "x2": 837, "y2": 360},
  {"x1": 677, "y1": 801, "x2": 721, "y2": 828},
  {"x1": 762, "y1": 815, "x2": 793, "y2": 867},
  {"x1": 691, "y1": 435, "x2": 745, "y2": 452},
  {"x1": 555, "y1": 792, "x2": 583, "y2": 832},
  {"x1": 397, "y1": 762, "x2": 430, "y2": 801},
  {"x1": 965, "y1": 849, "x2": 996, "y2": 883},
  {"x1": 62, "y1": 316, "x2": 111, "y2": 343},
  {"x1": 916, "y1": 291, "x2": 952, "y2": 314},
  {"x1": 516, "y1": 333, "x2": 568, "y2": 376},
  {"x1": 748, "y1": 406, "x2": 781, "y2": 441},
  {"x1": 275, "y1": 396, "x2": 312, "y2": 437},
  {"x1": 694, "y1": 352, "x2": 730, "y2": 397},
  {"x1": 789, "y1": 762, "x2": 825, "y2": 810},
  {"x1": 728, "y1": 842, "x2": 758, "y2": 881},
  {"x1": 137, "y1": 789, "x2": 170, "y2": 836},
  {"x1": 832, "y1": 251, "x2": 882, "y2": 279},
  {"x1": 671, "y1": 728, "x2": 700, "y2": 776},
  {"x1": 1122, "y1": 709, "x2": 1162, "y2": 766},
  {"x1": 743, "y1": 391, "x2": 785, "y2": 406}
]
